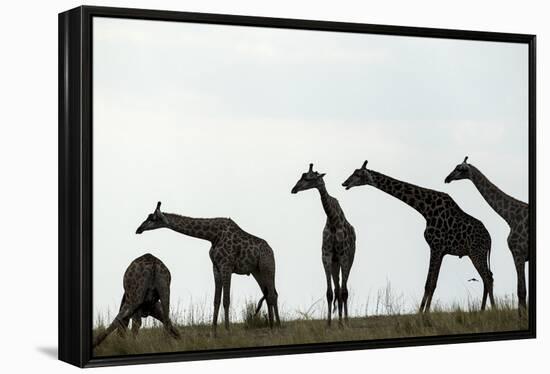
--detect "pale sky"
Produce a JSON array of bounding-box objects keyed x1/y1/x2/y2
[{"x1": 93, "y1": 17, "x2": 529, "y2": 324}]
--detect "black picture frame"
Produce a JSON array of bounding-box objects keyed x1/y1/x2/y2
[{"x1": 59, "y1": 5, "x2": 536, "y2": 368}]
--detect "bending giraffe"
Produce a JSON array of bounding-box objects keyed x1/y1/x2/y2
[
  {"x1": 292, "y1": 163, "x2": 356, "y2": 326},
  {"x1": 445, "y1": 156, "x2": 529, "y2": 312},
  {"x1": 93, "y1": 253, "x2": 180, "y2": 349},
  {"x1": 136, "y1": 202, "x2": 280, "y2": 332},
  {"x1": 343, "y1": 160, "x2": 494, "y2": 313}
]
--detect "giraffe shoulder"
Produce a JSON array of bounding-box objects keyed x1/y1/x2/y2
[
  {"x1": 437, "y1": 192, "x2": 457, "y2": 206},
  {"x1": 220, "y1": 217, "x2": 235, "y2": 226}
]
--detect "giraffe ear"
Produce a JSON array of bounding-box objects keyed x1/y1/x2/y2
[{"x1": 318, "y1": 173, "x2": 326, "y2": 178}]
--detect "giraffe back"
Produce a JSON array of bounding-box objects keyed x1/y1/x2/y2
[{"x1": 209, "y1": 219, "x2": 275, "y2": 276}]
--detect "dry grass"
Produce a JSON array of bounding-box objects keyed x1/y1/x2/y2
[{"x1": 93, "y1": 293, "x2": 527, "y2": 357}]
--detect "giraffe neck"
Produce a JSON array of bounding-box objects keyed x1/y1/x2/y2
[
  {"x1": 468, "y1": 165, "x2": 527, "y2": 225},
  {"x1": 370, "y1": 170, "x2": 440, "y2": 218},
  {"x1": 164, "y1": 213, "x2": 223, "y2": 242},
  {"x1": 317, "y1": 184, "x2": 342, "y2": 223}
]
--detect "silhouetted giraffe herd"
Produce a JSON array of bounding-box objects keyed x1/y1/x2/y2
[{"x1": 93, "y1": 157, "x2": 529, "y2": 348}]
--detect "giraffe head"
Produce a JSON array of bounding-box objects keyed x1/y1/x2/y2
[
  {"x1": 342, "y1": 160, "x2": 375, "y2": 189},
  {"x1": 445, "y1": 156, "x2": 472, "y2": 184},
  {"x1": 291, "y1": 163, "x2": 326, "y2": 194},
  {"x1": 136, "y1": 202, "x2": 169, "y2": 234}
]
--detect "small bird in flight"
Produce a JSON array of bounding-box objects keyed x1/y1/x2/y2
[{"x1": 467, "y1": 278, "x2": 479, "y2": 282}]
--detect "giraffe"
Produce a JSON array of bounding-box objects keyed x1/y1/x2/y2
[
  {"x1": 136, "y1": 202, "x2": 280, "y2": 332},
  {"x1": 93, "y1": 253, "x2": 180, "y2": 349},
  {"x1": 445, "y1": 156, "x2": 529, "y2": 312},
  {"x1": 342, "y1": 160, "x2": 495, "y2": 313},
  {"x1": 291, "y1": 163, "x2": 356, "y2": 326}
]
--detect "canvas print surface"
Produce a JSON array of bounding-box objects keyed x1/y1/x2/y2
[{"x1": 91, "y1": 17, "x2": 529, "y2": 357}]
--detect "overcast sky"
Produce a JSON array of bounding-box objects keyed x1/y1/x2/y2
[{"x1": 93, "y1": 17, "x2": 528, "y2": 324}]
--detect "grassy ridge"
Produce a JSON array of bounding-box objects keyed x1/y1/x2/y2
[{"x1": 93, "y1": 303, "x2": 527, "y2": 357}]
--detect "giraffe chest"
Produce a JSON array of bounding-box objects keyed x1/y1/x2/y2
[
  {"x1": 323, "y1": 224, "x2": 355, "y2": 257},
  {"x1": 508, "y1": 226, "x2": 529, "y2": 260}
]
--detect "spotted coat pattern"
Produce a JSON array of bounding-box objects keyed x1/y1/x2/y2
[
  {"x1": 136, "y1": 203, "x2": 280, "y2": 331},
  {"x1": 344, "y1": 164, "x2": 494, "y2": 313},
  {"x1": 446, "y1": 159, "x2": 529, "y2": 310},
  {"x1": 292, "y1": 164, "x2": 356, "y2": 326},
  {"x1": 93, "y1": 253, "x2": 180, "y2": 348}
]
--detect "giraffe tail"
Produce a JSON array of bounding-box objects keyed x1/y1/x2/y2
[
  {"x1": 332, "y1": 298, "x2": 337, "y2": 314},
  {"x1": 255, "y1": 286, "x2": 278, "y2": 315}
]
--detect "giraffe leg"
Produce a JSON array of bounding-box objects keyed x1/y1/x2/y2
[
  {"x1": 95, "y1": 274, "x2": 152, "y2": 348},
  {"x1": 341, "y1": 277, "x2": 350, "y2": 323},
  {"x1": 421, "y1": 253, "x2": 443, "y2": 313},
  {"x1": 116, "y1": 316, "x2": 130, "y2": 338},
  {"x1": 131, "y1": 316, "x2": 141, "y2": 338},
  {"x1": 151, "y1": 301, "x2": 180, "y2": 339},
  {"x1": 93, "y1": 302, "x2": 137, "y2": 348},
  {"x1": 253, "y1": 272, "x2": 273, "y2": 328},
  {"x1": 488, "y1": 276, "x2": 496, "y2": 309},
  {"x1": 331, "y1": 262, "x2": 343, "y2": 326},
  {"x1": 323, "y1": 263, "x2": 333, "y2": 327},
  {"x1": 221, "y1": 271, "x2": 232, "y2": 330},
  {"x1": 341, "y1": 256, "x2": 353, "y2": 323},
  {"x1": 470, "y1": 253, "x2": 494, "y2": 311},
  {"x1": 514, "y1": 257, "x2": 527, "y2": 315},
  {"x1": 267, "y1": 303, "x2": 275, "y2": 329},
  {"x1": 419, "y1": 294, "x2": 428, "y2": 313},
  {"x1": 115, "y1": 293, "x2": 130, "y2": 338},
  {"x1": 212, "y1": 266, "x2": 222, "y2": 334},
  {"x1": 252, "y1": 271, "x2": 268, "y2": 317},
  {"x1": 266, "y1": 285, "x2": 280, "y2": 329},
  {"x1": 256, "y1": 272, "x2": 280, "y2": 329},
  {"x1": 157, "y1": 278, "x2": 181, "y2": 339},
  {"x1": 263, "y1": 279, "x2": 281, "y2": 328},
  {"x1": 272, "y1": 291, "x2": 281, "y2": 327},
  {"x1": 254, "y1": 256, "x2": 281, "y2": 329}
]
